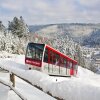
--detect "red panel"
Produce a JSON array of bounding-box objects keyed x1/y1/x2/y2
[
  {"x1": 46, "y1": 45, "x2": 77, "y2": 64},
  {"x1": 25, "y1": 58, "x2": 42, "y2": 67},
  {"x1": 70, "y1": 69, "x2": 74, "y2": 75}
]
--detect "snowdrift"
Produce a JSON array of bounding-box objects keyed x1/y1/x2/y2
[
  {"x1": 0, "y1": 55, "x2": 100, "y2": 100},
  {"x1": 0, "y1": 84, "x2": 9, "y2": 100}
]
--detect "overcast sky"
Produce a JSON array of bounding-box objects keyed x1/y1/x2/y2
[{"x1": 0, "y1": 0, "x2": 100, "y2": 26}]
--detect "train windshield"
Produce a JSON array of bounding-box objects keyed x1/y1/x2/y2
[{"x1": 26, "y1": 43, "x2": 45, "y2": 61}]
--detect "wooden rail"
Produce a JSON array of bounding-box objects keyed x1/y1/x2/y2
[
  {"x1": 0, "y1": 79, "x2": 27, "y2": 100},
  {"x1": 0, "y1": 67, "x2": 63, "y2": 100}
]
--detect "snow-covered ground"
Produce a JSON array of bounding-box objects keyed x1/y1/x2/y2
[
  {"x1": 0, "y1": 83, "x2": 9, "y2": 100},
  {"x1": 0, "y1": 52, "x2": 100, "y2": 100},
  {"x1": 0, "y1": 73, "x2": 56, "y2": 100}
]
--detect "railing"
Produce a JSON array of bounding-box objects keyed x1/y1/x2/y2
[
  {"x1": 0, "y1": 70, "x2": 27, "y2": 100},
  {"x1": 0, "y1": 67, "x2": 62, "y2": 100}
]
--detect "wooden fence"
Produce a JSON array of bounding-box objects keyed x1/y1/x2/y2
[{"x1": 0, "y1": 67, "x2": 62, "y2": 100}]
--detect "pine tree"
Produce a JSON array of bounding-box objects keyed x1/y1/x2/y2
[
  {"x1": 75, "y1": 44, "x2": 82, "y2": 65},
  {"x1": 0, "y1": 21, "x2": 6, "y2": 51},
  {"x1": 0, "y1": 21, "x2": 6, "y2": 35},
  {"x1": 8, "y1": 16, "x2": 29, "y2": 38}
]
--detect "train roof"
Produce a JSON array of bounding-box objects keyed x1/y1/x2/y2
[
  {"x1": 46, "y1": 44, "x2": 77, "y2": 63},
  {"x1": 28, "y1": 42, "x2": 77, "y2": 63}
]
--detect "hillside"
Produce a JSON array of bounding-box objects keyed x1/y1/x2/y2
[
  {"x1": 29, "y1": 23, "x2": 100, "y2": 47},
  {"x1": 0, "y1": 22, "x2": 99, "y2": 72}
]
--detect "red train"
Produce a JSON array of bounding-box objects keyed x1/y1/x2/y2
[{"x1": 25, "y1": 42, "x2": 78, "y2": 76}]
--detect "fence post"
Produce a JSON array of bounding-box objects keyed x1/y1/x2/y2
[{"x1": 10, "y1": 73, "x2": 15, "y2": 87}]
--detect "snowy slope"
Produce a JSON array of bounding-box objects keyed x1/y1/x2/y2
[
  {"x1": 29, "y1": 23, "x2": 100, "y2": 46},
  {"x1": 0, "y1": 73, "x2": 56, "y2": 100},
  {"x1": 0, "y1": 54, "x2": 100, "y2": 100},
  {"x1": 0, "y1": 83, "x2": 9, "y2": 100}
]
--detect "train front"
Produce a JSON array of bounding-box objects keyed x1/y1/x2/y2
[{"x1": 25, "y1": 42, "x2": 45, "y2": 70}]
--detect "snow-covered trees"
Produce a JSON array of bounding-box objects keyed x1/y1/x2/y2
[
  {"x1": 7, "y1": 16, "x2": 30, "y2": 54},
  {"x1": 0, "y1": 16, "x2": 30, "y2": 54},
  {"x1": 0, "y1": 21, "x2": 6, "y2": 32},
  {"x1": 0, "y1": 21, "x2": 6, "y2": 36},
  {"x1": 8, "y1": 16, "x2": 29, "y2": 38},
  {"x1": 0, "y1": 20, "x2": 99, "y2": 72},
  {"x1": 0, "y1": 21, "x2": 6, "y2": 51}
]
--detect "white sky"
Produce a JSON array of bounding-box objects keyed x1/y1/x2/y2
[{"x1": 0, "y1": 0, "x2": 100, "y2": 26}]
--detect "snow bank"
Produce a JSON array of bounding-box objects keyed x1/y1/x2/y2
[
  {"x1": 77, "y1": 66, "x2": 95, "y2": 77},
  {"x1": 13, "y1": 55, "x2": 25, "y2": 65},
  {"x1": 0, "y1": 60, "x2": 28, "y2": 70},
  {"x1": 7, "y1": 90, "x2": 22, "y2": 100},
  {"x1": 0, "y1": 56, "x2": 100, "y2": 100},
  {"x1": 0, "y1": 84, "x2": 9, "y2": 100},
  {"x1": 0, "y1": 51, "x2": 25, "y2": 65},
  {"x1": 0, "y1": 51, "x2": 16, "y2": 58}
]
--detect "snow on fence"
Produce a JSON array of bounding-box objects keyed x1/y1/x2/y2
[
  {"x1": 0, "y1": 78, "x2": 27, "y2": 100},
  {"x1": 0, "y1": 59, "x2": 100, "y2": 100},
  {"x1": 0, "y1": 60, "x2": 60, "y2": 100}
]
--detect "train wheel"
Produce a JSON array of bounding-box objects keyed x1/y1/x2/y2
[{"x1": 29, "y1": 68, "x2": 31, "y2": 70}]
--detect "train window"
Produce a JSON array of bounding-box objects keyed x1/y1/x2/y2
[
  {"x1": 66, "y1": 59, "x2": 68, "y2": 67},
  {"x1": 59, "y1": 57, "x2": 67, "y2": 67},
  {"x1": 52, "y1": 52, "x2": 56, "y2": 64},
  {"x1": 63, "y1": 58, "x2": 67, "y2": 67},
  {"x1": 35, "y1": 48, "x2": 43, "y2": 60},
  {"x1": 49, "y1": 51, "x2": 53, "y2": 64},
  {"x1": 26, "y1": 46, "x2": 35, "y2": 58},
  {"x1": 43, "y1": 48, "x2": 48, "y2": 63},
  {"x1": 74, "y1": 64, "x2": 78, "y2": 70},
  {"x1": 55, "y1": 54, "x2": 60, "y2": 66},
  {"x1": 52, "y1": 52, "x2": 59, "y2": 64},
  {"x1": 60, "y1": 57, "x2": 64, "y2": 67},
  {"x1": 50, "y1": 51, "x2": 60, "y2": 65},
  {"x1": 46, "y1": 50, "x2": 60, "y2": 65},
  {"x1": 67, "y1": 61, "x2": 70, "y2": 68},
  {"x1": 69, "y1": 61, "x2": 72, "y2": 68},
  {"x1": 26, "y1": 43, "x2": 44, "y2": 61},
  {"x1": 26, "y1": 48, "x2": 31, "y2": 58}
]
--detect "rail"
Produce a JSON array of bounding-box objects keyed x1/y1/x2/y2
[
  {"x1": 0, "y1": 78, "x2": 27, "y2": 100},
  {"x1": 0, "y1": 67, "x2": 62, "y2": 100}
]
